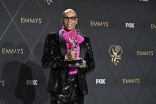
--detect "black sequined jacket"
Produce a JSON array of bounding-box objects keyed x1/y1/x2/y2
[{"x1": 41, "y1": 30, "x2": 95, "y2": 95}]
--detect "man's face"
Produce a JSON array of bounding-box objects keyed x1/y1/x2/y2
[{"x1": 62, "y1": 11, "x2": 78, "y2": 33}]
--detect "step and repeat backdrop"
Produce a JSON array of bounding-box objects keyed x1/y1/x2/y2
[{"x1": 0, "y1": 0, "x2": 156, "y2": 104}]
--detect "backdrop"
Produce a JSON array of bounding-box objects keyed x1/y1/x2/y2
[{"x1": 0, "y1": 0, "x2": 156, "y2": 104}]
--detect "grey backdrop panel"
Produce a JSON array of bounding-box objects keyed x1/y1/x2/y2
[{"x1": 0, "y1": 0, "x2": 156, "y2": 104}]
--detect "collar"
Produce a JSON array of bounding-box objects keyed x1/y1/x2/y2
[{"x1": 62, "y1": 26, "x2": 84, "y2": 44}]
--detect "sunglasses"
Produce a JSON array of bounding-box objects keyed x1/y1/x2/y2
[{"x1": 62, "y1": 16, "x2": 77, "y2": 21}]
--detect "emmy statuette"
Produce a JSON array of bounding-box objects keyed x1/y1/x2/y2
[{"x1": 66, "y1": 29, "x2": 83, "y2": 67}]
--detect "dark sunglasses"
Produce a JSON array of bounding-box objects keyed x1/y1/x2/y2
[{"x1": 62, "y1": 16, "x2": 77, "y2": 21}]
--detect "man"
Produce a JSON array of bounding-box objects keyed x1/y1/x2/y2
[{"x1": 42, "y1": 9, "x2": 95, "y2": 104}]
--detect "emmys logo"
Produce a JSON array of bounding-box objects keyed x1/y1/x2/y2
[
  {"x1": 140, "y1": 0, "x2": 148, "y2": 2},
  {"x1": 44, "y1": 0, "x2": 53, "y2": 5},
  {"x1": 2, "y1": 48, "x2": 24, "y2": 54},
  {"x1": 90, "y1": 21, "x2": 108, "y2": 27},
  {"x1": 151, "y1": 24, "x2": 156, "y2": 29},
  {"x1": 125, "y1": 23, "x2": 135, "y2": 28},
  {"x1": 96, "y1": 79, "x2": 106, "y2": 84},
  {"x1": 137, "y1": 51, "x2": 153, "y2": 56},
  {"x1": 27, "y1": 80, "x2": 38, "y2": 85},
  {"x1": 0, "y1": 80, "x2": 5, "y2": 86},
  {"x1": 123, "y1": 78, "x2": 140, "y2": 83},
  {"x1": 21, "y1": 17, "x2": 42, "y2": 24},
  {"x1": 108, "y1": 45, "x2": 123, "y2": 65}
]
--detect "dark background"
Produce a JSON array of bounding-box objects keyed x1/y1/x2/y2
[{"x1": 0, "y1": 0, "x2": 156, "y2": 104}]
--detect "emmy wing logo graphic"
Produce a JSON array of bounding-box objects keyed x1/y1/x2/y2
[
  {"x1": 44, "y1": 0, "x2": 53, "y2": 5},
  {"x1": 108, "y1": 45, "x2": 123, "y2": 65}
]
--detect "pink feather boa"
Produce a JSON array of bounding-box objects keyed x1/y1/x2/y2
[
  {"x1": 62, "y1": 26, "x2": 84, "y2": 55},
  {"x1": 62, "y1": 26, "x2": 84, "y2": 74}
]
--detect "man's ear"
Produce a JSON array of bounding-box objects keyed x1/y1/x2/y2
[{"x1": 76, "y1": 18, "x2": 78, "y2": 24}]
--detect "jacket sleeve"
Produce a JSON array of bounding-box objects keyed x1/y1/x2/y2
[
  {"x1": 41, "y1": 33, "x2": 65, "y2": 68},
  {"x1": 84, "y1": 37, "x2": 95, "y2": 74}
]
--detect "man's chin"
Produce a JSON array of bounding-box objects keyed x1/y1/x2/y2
[{"x1": 65, "y1": 28, "x2": 74, "y2": 32}]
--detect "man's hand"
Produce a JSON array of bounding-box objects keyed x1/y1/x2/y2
[
  {"x1": 64, "y1": 48, "x2": 77, "y2": 61},
  {"x1": 79, "y1": 60, "x2": 86, "y2": 68}
]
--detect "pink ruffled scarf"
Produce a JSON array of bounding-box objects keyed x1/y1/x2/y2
[{"x1": 62, "y1": 26, "x2": 84, "y2": 74}]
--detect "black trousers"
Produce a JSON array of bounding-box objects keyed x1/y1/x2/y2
[{"x1": 50, "y1": 74, "x2": 84, "y2": 104}]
